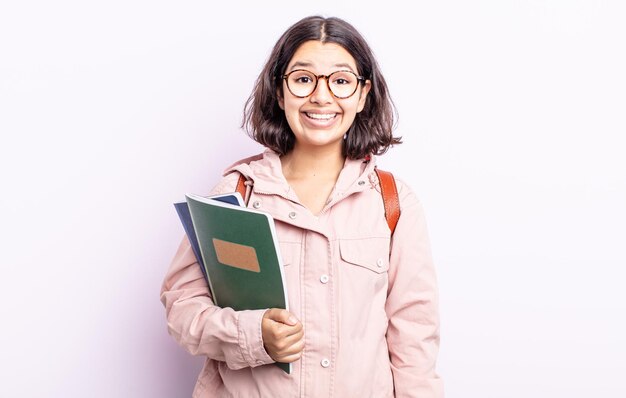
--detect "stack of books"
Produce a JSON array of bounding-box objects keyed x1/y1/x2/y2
[{"x1": 174, "y1": 192, "x2": 291, "y2": 373}]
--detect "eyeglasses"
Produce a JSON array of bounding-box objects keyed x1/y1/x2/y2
[{"x1": 282, "y1": 69, "x2": 367, "y2": 99}]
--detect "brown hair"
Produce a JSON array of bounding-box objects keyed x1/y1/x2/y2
[{"x1": 242, "y1": 16, "x2": 401, "y2": 159}]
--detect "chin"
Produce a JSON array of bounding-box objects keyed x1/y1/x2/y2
[{"x1": 302, "y1": 136, "x2": 344, "y2": 149}]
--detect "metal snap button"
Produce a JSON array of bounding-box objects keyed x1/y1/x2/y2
[
  {"x1": 358, "y1": 180, "x2": 365, "y2": 185},
  {"x1": 321, "y1": 358, "x2": 330, "y2": 368},
  {"x1": 376, "y1": 258, "x2": 384, "y2": 267},
  {"x1": 288, "y1": 211, "x2": 297, "y2": 219},
  {"x1": 252, "y1": 201, "x2": 261, "y2": 209},
  {"x1": 320, "y1": 274, "x2": 329, "y2": 284}
]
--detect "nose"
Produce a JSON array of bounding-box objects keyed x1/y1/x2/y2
[{"x1": 309, "y1": 76, "x2": 334, "y2": 104}]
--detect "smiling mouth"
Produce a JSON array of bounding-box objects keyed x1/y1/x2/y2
[{"x1": 305, "y1": 112, "x2": 337, "y2": 120}]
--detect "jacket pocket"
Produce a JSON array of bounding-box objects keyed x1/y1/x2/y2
[{"x1": 339, "y1": 237, "x2": 390, "y2": 273}]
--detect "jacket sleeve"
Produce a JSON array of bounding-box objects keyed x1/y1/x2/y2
[
  {"x1": 385, "y1": 179, "x2": 444, "y2": 398},
  {"x1": 160, "y1": 172, "x2": 275, "y2": 369}
]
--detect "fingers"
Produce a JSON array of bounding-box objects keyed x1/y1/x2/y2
[
  {"x1": 267, "y1": 329, "x2": 305, "y2": 363},
  {"x1": 262, "y1": 312, "x2": 303, "y2": 345},
  {"x1": 283, "y1": 321, "x2": 303, "y2": 338},
  {"x1": 262, "y1": 308, "x2": 305, "y2": 363},
  {"x1": 263, "y1": 309, "x2": 302, "y2": 339},
  {"x1": 279, "y1": 324, "x2": 304, "y2": 346},
  {"x1": 264, "y1": 308, "x2": 299, "y2": 326},
  {"x1": 275, "y1": 336, "x2": 305, "y2": 363}
]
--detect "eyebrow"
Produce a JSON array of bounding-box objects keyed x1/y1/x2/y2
[{"x1": 288, "y1": 61, "x2": 356, "y2": 73}]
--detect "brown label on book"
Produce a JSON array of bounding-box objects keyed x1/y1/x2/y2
[{"x1": 212, "y1": 238, "x2": 261, "y2": 273}]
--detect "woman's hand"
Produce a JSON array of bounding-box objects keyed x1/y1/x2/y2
[{"x1": 261, "y1": 309, "x2": 304, "y2": 363}]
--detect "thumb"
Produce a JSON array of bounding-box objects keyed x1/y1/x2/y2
[{"x1": 265, "y1": 308, "x2": 298, "y2": 326}]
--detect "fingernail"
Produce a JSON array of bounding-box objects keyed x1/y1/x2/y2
[{"x1": 288, "y1": 316, "x2": 297, "y2": 324}]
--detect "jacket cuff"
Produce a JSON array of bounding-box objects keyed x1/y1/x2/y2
[{"x1": 237, "y1": 309, "x2": 275, "y2": 367}]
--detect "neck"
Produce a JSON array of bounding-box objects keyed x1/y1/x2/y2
[{"x1": 280, "y1": 144, "x2": 346, "y2": 181}]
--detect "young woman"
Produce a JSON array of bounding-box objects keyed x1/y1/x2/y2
[{"x1": 161, "y1": 15, "x2": 443, "y2": 398}]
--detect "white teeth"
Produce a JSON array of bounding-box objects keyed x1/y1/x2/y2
[{"x1": 306, "y1": 113, "x2": 336, "y2": 120}]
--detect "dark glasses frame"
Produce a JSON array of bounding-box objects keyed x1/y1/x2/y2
[{"x1": 282, "y1": 69, "x2": 367, "y2": 99}]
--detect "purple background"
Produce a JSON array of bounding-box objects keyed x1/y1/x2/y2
[{"x1": 1, "y1": 1, "x2": 625, "y2": 397}]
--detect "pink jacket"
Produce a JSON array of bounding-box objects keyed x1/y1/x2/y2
[{"x1": 161, "y1": 149, "x2": 444, "y2": 398}]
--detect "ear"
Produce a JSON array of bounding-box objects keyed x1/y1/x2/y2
[
  {"x1": 277, "y1": 88, "x2": 285, "y2": 110},
  {"x1": 356, "y1": 80, "x2": 372, "y2": 113}
]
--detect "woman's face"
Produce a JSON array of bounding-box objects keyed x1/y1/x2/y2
[{"x1": 278, "y1": 40, "x2": 371, "y2": 154}]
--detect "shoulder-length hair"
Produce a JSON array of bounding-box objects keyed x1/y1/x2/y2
[{"x1": 242, "y1": 16, "x2": 401, "y2": 159}]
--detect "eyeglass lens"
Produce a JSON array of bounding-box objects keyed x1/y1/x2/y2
[{"x1": 285, "y1": 70, "x2": 359, "y2": 98}]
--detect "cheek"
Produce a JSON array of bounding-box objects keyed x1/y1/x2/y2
[
  {"x1": 341, "y1": 100, "x2": 360, "y2": 120},
  {"x1": 283, "y1": 101, "x2": 303, "y2": 128},
  {"x1": 284, "y1": 102, "x2": 299, "y2": 117},
  {"x1": 285, "y1": 112, "x2": 298, "y2": 126},
  {"x1": 284, "y1": 97, "x2": 306, "y2": 115}
]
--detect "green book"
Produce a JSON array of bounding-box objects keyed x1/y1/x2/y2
[{"x1": 185, "y1": 193, "x2": 291, "y2": 374}]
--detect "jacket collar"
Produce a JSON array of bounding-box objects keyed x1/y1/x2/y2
[{"x1": 223, "y1": 149, "x2": 378, "y2": 203}]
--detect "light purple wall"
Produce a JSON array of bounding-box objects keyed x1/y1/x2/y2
[{"x1": 1, "y1": 1, "x2": 625, "y2": 397}]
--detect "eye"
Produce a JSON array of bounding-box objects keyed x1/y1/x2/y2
[
  {"x1": 295, "y1": 76, "x2": 314, "y2": 84},
  {"x1": 331, "y1": 72, "x2": 354, "y2": 85}
]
